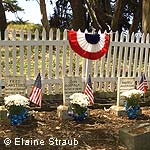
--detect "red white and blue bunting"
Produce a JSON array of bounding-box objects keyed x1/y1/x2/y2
[{"x1": 68, "y1": 30, "x2": 110, "y2": 60}]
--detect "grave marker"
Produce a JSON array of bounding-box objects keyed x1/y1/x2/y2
[
  {"x1": 119, "y1": 123, "x2": 150, "y2": 150},
  {"x1": 5, "y1": 76, "x2": 26, "y2": 96},
  {"x1": 117, "y1": 77, "x2": 135, "y2": 106},
  {"x1": 63, "y1": 77, "x2": 83, "y2": 105}
]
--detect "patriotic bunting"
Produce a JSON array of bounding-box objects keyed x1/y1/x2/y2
[{"x1": 68, "y1": 30, "x2": 109, "y2": 60}]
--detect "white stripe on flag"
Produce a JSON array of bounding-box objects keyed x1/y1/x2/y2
[
  {"x1": 34, "y1": 89, "x2": 42, "y2": 105},
  {"x1": 30, "y1": 87, "x2": 42, "y2": 106},
  {"x1": 84, "y1": 84, "x2": 94, "y2": 104},
  {"x1": 85, "y1": 85, "x2": 94, "y2": 100},
  {"x1": 30, "y1": 87, "x2": 37, "y2": 101}
]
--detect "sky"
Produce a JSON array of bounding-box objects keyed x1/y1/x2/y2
[{"x1": 6, "y1": 0, "x2": 54, "y2": 24}]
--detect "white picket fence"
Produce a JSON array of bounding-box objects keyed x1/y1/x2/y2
[{"x1": 0, "y1": 28, "x2": 150, "y2": 96}]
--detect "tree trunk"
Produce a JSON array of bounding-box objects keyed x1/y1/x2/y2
[
  {"x1": 111, "y1": 0, "x2": 127, "y2": 33},
  {"x1": 39, "y1": 0, "x2": 49, "y2": 39},
  {"x1": 69, "y1": 0, "x2": 86, "y2": 31},
  {"x1": 92, "y1": 0, "x2": 110, "y2": 32},
  {"x1": 0, "y1": 0, "x2": 7, "y2": 40},
  {"x1": 129, "y1": 1, "x2": 142, "y2": 34},
  {"x1": 84, "y1": 0, "x2": 102, "y2": 31},
  {"x1": 103, "y1": 0, "x2": 112, "y2": 15},
  {"x1": 142, "y1": 0, "x2": 150, "y2": 34}
]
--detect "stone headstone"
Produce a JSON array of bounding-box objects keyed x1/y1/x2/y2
[
  {"x1": 117, "y1": 77, "x2": 135, "y2": 106},
  {"x1": 119, "y1": 123, "x2": 150, "y2": 150},
  {"x1": 5, "y1": 76, "x2": 26, "y2": 96},
  {"x1": 63, "y1": 77, "x2": 83, "y2": 105},
  {"x1": 57, "y1": 105, "x2": 73, "y2": 120}
]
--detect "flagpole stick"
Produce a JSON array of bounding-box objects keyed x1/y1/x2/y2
[
  {"x1": 85, "y1": 28, "x2": 95, "y2": 83},
  {"x1": 85, "y1": 59, "x2": 91, "y2": 82}
]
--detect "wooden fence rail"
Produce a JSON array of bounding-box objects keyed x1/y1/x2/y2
[{"x1": 0, "y1": 29, "x2": 150, "y2": 96}]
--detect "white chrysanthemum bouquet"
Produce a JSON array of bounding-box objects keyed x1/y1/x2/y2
[
  {"x1": 68, "y1": 93, "x2": 90, "y2": 120},
  {"x1": 4, "y1": 94, "x2": 29, "y2": 115},
  {"x1": 121, "y1": 89, "x2": 144, "y2": 107},
  {"x1": 69, "y1": 93, "x2": 90, "y2": 107}
]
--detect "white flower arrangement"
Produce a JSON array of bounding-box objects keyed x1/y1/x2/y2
[
  {"x1": 69, "y1": 93, "x2": 90, "y2": 107},
  {"x1": 4, "y1": 94, "x2": 29, "y2": 107},
  {"x1": 121, "y1": 89, "x2": 144, "y2": 107},
  {"x1": 4, "y1": 94, "x2": 29, "y2": 115},
  {"x1": 68, "y1": 93, "x2": 90, "y2": 119},
  {"x1": 121, "y1": 89, "x2": 144, "y2": 99}
]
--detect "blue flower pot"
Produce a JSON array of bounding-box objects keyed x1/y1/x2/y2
[
  {"x1": 125, "y1": 102, "x2": 140, "y2": 119},
  {"x1": 73, "y1": 112, "x2": 88, "y2": 121},
  {"x1": 8, "y1": 108, "x2": 28, "y2": 126}
]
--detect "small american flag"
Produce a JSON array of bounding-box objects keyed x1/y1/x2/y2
[
  {"x1": 29, "y1": 73, "x2": 42, "y2": 107},
  {"x1": 84, "y1": 74, "x2": 94, "y2": 105},
  {"x1": 137, "y1": 73, "x2": 147, "y2": 93}
]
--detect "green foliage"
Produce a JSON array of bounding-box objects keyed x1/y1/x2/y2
[
  {"x1": 8, "y1": 105, "x2": 24, "y2": 115},
  {"x1": 68, "y1": 104, "x2": 87, "y2": 115},
  {"x1": 49, "y1": 0, "x2": 72, "y2": 29},
  {"x1": 126, "y1": 97, "x2": 140, "y2": 108},
  {"x1": 121, "y1": 89, "x2": 143, "y2": 107},
  {"x1": 3, "y1": 0, "x2": 23, "y2": 12}
]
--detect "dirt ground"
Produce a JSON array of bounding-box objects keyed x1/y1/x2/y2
[{"x1": 0, "y1": 106, "x2": 150, "y2": 150}]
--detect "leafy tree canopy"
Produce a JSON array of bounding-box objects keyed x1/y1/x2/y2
[
  {"x1": 49, "y1": 0, "x2": 142, "y2": 34},
  {"x1": 3, "y1": 0, "x2": 23, "y2": 12}
]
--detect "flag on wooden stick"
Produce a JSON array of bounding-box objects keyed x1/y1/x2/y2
[
  {"x1": 137, "y1": 73, "x2": 147, "y2": 93},
  {"x1": 84, "y1": 74, "x2": 94, "y2": 105},
  {"x1": 29, "y1": 73, "x2": 42, "y2": 107}
]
